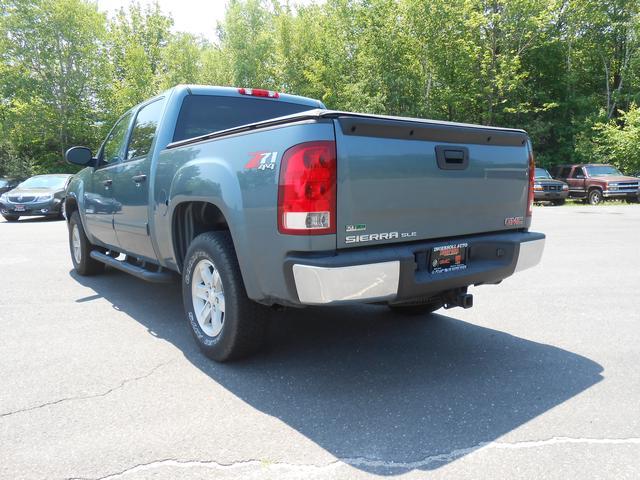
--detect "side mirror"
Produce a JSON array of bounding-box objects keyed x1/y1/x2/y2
[
  {"x1": 65, "y1": 146, "x2": 94, "y2": 166},
  {"x1": 575, "y1": 174, "x2": 585, "y2": 179}
]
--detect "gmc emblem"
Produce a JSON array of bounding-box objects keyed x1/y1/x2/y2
[{"x1": 504, "y1": 216, "x2": 524, "y2": 226}]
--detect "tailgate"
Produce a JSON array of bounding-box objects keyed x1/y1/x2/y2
[{"x1": 334, "y1": 115, "x2": 530, "y2": 248}]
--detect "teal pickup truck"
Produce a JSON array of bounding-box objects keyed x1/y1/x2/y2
[{"x1": 64, "y1": 85, "x2": 545, "y2": 361}]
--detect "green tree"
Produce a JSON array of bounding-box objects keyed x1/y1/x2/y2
[
  {"x1": 158, "y1": 33, "x2": 207, "y2": 90},
  {"x1": 101, "y1": 1, "x2": 173, "y2": 121},
  {"x1": 581, "y1": 104, "x2": 640, "y2": 173},
  {"x1": 0, "y1": 0, "x2": 106, "y2": 174}
]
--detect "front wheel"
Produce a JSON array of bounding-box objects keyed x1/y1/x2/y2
[
  {"x1": 68, "y1": 211, "x2": 105, "y2": 275},
  {"x1": 588, "y1": 189, "x2": 603, "y2": 205},
  {"x1": 182, "y1": 231, "x2": 268, "y2": 362},
  {"x1": 2, "y1": 213, "x2": 19, "y2": 222}
]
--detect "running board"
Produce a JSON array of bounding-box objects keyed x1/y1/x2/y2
[{"x1": 90, "y1": 251, "x2": 176, "y2": 283}]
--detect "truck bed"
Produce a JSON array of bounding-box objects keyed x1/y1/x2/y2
[{"x1": 168, "y1": 109, "x2": 532, "y2": 249}]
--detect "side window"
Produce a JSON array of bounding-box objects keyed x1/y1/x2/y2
[
  {"x1": 101, "y1": 112, "x2": 133, "y2": 166},
  {"x1": 570, "y1": 167, "x2": 584, "y2": 178},
  {"x1": 126, "y1": 99, "x2": 164, "y2": 161}
]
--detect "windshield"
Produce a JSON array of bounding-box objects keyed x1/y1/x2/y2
[
  {"x1": 585, "y1": 166, "x2": 622, "y2": 177},
  {"x1": 535, "y1": 168, "x2": 552, "y2": 179},
  {"x1": 19, "y1": 176, "x2": 68, "y2": 189}
]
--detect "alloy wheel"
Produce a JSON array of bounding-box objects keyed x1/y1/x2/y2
[{"x1": 191, "y1": 259, "x2": 226, "y2": 337}]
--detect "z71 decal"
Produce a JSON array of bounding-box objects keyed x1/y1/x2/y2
[{"x1": 245, "y1": 151, "x2": 278, "y2": 170}]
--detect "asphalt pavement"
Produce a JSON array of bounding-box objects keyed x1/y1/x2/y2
[{"x1": 1, "y1": 204, "x2": 639, "y2": 479}]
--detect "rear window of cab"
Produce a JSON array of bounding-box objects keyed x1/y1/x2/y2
[{"x1": 173, "y1": 95, "x2": 316, "y2": 142}]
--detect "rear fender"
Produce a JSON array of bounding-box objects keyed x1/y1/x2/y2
[{"x1": 168, "y1": 158, "x2": 260, "y2": 298}]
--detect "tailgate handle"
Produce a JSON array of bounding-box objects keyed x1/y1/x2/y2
[{"x1": 435, "y1": 146, "x2": 469, "y2": 170}]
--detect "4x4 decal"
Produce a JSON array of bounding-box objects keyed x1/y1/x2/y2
[{"x1": 245, "y1": 151, "x2": 278, "y2": 170}]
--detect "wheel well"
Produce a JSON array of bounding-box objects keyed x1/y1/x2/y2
[
  {"x1": 65, "y1": 197, "x2": 78, "y2": 222},
  {"x1": 588, "y1": 186, "x2": 602, "y2": 192},
  {"x1": 172, "y1": 201, "x2": 229, "y2": 270}
]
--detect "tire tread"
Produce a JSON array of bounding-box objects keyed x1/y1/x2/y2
[
  {"x1": 68, "y1": 211, "x2": 105, "y2": 275},
  {"x1": 183, "y1": 231, "x2": 267, "y2": 361}
]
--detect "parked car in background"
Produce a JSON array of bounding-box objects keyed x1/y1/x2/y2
[
  {"x1": 0, "y1": 177, "x2": 22, "y2": 195},
  {"x1": 534, "y1": 167, "x2": 568, "y2": 205},
  {"x1": 551, "y1": 164, "x2": 640, "y2": 205},
  {"x1": 63, "y1": 84, "x2": 544, "y2": 362},
  {"x1": 0, "y1": 174, "x2": 72, "y2": 221}
]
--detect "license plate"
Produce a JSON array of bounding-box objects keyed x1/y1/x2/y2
[
  {"x1": 430, "y1": 243, "x2": 468, "y2": 273},
  {"x1": 14, "y1": 205, "x2": 26, "y2": 212}
]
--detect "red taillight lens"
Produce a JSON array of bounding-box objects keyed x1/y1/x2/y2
[
  {"x1": 527, "y1": 144, "x2": 535, "y2": 217},
  {"x1": 238, "y1": 87, "x2": 280, "y2": 98},
  {"x1": 278, "y1": 141, "x2": 336, "y2": 235}
]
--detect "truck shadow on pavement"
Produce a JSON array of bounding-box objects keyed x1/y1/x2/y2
[{"x1": 71, "y1": 269, "x2": 603, "y2": 475}]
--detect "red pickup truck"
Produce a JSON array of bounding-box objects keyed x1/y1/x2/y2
[{"x1": 551, "y1": 164, "x2": 640, "y2": 205}]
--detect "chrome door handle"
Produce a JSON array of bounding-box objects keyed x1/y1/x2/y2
[{"x1": 132, "y1": 174, "x2": 147, "y2": 183}]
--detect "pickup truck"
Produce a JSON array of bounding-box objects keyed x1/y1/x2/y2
[
  {"x1": 64, "y1": 85, "x2": 545, "y2": 361},
  {"x1": 551, "y1": 164, "x2": 640, "y2": 205},
  {"x1": 533, "y1": 167, "x2": 568, "y2": 205}
]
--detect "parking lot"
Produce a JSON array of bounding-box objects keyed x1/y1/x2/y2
[{"x1": 1, "y1": 204, "x2": 639, "y2": 480}]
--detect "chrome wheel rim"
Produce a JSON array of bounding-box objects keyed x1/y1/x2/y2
[
  {"x1": 191, "y1": 259, "x2": 225, "y2": 337},
  {"x1": 72, "y1": 224, "x2": 82, "y2": 264}
]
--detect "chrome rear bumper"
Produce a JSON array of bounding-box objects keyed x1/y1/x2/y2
[
  {"x1": 290, "y1": 231, "x2": 545, "y2": 305},
  {"x1": 514, "y1": 238, "x2": 545, "y2": 272},
  {"x1": 292, "y1": 261, "x2": 400, "y2": 305}
]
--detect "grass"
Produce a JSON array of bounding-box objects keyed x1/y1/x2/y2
[{"x1": 534, "y1": 198, "x2": 639, "y2": 208}]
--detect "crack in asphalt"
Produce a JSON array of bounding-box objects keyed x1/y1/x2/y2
[
  {"x1": 66, "y1": 436, "x2": 640, "y2": 479},
  {"x1": 0, "y1": 360, "x2": 172, "y2": 419}
]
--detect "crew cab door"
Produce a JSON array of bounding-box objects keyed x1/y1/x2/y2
[
  {"x1": 110, "y1": 98, "x2": 165, "y2": 260},
  {"x1": 567, "y1": 166, "x2": 586, "y2": 197},
  {"x1": 85, "y1": 111, "x2": 133, "y2": 248}
]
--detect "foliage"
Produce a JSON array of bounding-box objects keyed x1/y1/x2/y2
[
  {"x1": 0, "y1": 0, "x2": 639, "y2": 177},
  {"x1": 584, "y1": 104, "x2": 640, "y2": 174}
]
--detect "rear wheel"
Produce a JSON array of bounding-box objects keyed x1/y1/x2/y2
[
  {"x1": 68, "y1": 211, "x2": 105, "y2": 275},
  {"x1": 388, "y1": 301, "x2": 443, "y2": 316},
  {"x1": 2, "y1": 213, "x2": 19, "y2": 222},
  {"x1": 588, "y1": 189, "x2": 603, "y2": 205},
  {"x1": 182, "y1": 231, "x2": 268, "y2": 362}
]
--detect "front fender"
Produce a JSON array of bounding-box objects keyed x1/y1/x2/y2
[{"x1": 65, "y1": 168, "x2": 94, "y2": 239}]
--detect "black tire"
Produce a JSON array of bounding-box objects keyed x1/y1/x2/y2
[
  {"x1": 68, "y1": 211, "x2": 105, "y2": 275},
  {"x1": 182, "y1": 231, "x2": 268, "y2": 362},
  {"x1": 2, "y1": 214, "x2": 19, "y2": 222},
  {"x1": 552, "y1": 199, "x2": 566, "y2": 206},
  {"x1": 388, "y1": 301, "x2": 443, "y2": 316},
  {"x1": 588, "y1": 189, "x2": 603, "y2": 205}
]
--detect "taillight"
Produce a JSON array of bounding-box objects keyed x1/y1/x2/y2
[
  {"x1": 238, "y1": 87, "x2": 280, "y2": 98},
  {"x1": 527, "y1": 143, "x2": 535, "y2": 217},
  {"x1": 278, "y1": 141, "x2": 336, "y2": 235}
]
